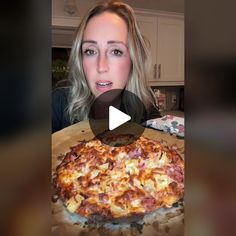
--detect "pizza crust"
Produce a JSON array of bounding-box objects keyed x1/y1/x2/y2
[{"x1": 52, "y1": 198, "x2": 184, "y2": 236}]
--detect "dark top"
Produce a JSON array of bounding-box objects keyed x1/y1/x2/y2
[
  {"x1": 52, "y1": 88, "x2": 71, "y2": 133},
  {"x1": 52, "y1": 88, "x2": 161, "y2": 133}
]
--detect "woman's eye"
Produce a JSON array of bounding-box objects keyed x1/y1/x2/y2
[
  {"x1": 83, "y1": 49, "x2": 96, "y2": 56},
  {"x1": 111, "y1": 49, "x2": 123, "y2": 56}
]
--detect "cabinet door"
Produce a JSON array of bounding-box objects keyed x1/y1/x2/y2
[
  {"x1": 136, "y1": 15, "x2": 157, "y2": 81},
  {"x1": 156, "y1": 17, "x2": 184, "y2": 83}
]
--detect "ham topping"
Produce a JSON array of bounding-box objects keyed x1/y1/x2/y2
[
  {"x1": 141, "y1": 196, "x2": 157, "y2": 211},
  {"x1": 165, "y1": 165, "x2": 184, "y2": 183}
]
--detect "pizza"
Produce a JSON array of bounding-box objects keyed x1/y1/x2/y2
[{"x1": 52, "y1": 134, "x2": 184, "y2": 222}]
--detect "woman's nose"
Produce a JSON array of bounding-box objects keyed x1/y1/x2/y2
[{"x1": 97, "y1": 54, "x2": 109, "y2": 73}]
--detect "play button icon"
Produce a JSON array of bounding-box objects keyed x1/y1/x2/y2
[
  {"x1": 88, "y1": 89, "x2": 147, "y2": 146},
  {"x1": 109, "y1": 106, "x2": 131, "y2": 130}
]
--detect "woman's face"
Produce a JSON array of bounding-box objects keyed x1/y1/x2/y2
[{"x1": 82, "y1": 12, "x2": 131, "y2": 98}]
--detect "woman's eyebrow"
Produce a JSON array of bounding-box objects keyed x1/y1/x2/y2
[
  {"x1": 107, "y1": 41, "x2": 127, "y2": 47},
  {"x1": 82, "y1": 40, "x2": 97, "y2": 44},
  {"x1": 107, "y1": 41, "x2": 129, "y2": 50},
  {"x1": 82, "y1": 40, "x2": 127, "y2": 47}
]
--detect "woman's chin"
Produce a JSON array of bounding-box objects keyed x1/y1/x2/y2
[{"x1": 93, "y1": 88, "x2": 123, "y2": 104}]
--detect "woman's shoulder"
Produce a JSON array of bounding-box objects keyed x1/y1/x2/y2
[
  {"x1": 145, "y1": 103, "x2": 162, "y2": 121},
  {"x1": 52, "y1": 87, "x2": 70, "y2": 133},
  {"x1": 52, "y1": 87, "x2": 69, "y2": 98},
  {"x1": 52, "y1": 87, "x2": 70, "y2": 114}
]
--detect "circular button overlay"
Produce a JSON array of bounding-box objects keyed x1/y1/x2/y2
[{"x1": 88, "y1": 89, "x2": 147, "y2": 146}]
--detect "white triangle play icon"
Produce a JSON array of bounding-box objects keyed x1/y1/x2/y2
[{"x1": 109, "y1": 106, "x2": 131, "y2": 131}]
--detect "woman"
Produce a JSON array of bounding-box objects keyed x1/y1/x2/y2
[{"x1": 52, "y1": 0, "x2": 161, "y2": 133}]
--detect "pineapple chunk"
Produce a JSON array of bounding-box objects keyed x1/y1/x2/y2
[{"x1": 66, "y1": 194, "x2": 84, "y2": 213}]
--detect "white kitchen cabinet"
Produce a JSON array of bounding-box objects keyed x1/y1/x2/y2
[
  {"x1": 136, "y1": 15, "x2": 157, "y2": 80},
  {"x1": 136, "y1": 12, "x2": 184, "y2": 86},
  {"x1": 155, "y1": 17, "x2": 184, "y2": 85}
]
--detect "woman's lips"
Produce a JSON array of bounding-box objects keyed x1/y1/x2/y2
[{"x1": 96, "y1": 80, "x2": 113, "y2": 92}]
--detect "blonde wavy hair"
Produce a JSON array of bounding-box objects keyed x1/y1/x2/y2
[{"x1": 67, "y1": 0, "x2": 156, "y2": 123}]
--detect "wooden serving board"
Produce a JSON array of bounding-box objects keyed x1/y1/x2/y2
[{"x1": 52, "y1": 120, "x2": 184, "y2": 236}]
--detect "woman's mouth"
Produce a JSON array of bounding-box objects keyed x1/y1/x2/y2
[
  {"x1": 96, "y1": 81, "x2": 112, "y2": 87},
  {"x1": 96, "y1": 81, "x2": 113, "y2": 92}
]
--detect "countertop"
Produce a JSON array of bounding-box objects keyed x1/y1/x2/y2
[{"x1": 161, "y1": 110, "x2": 184, "y2": 118}]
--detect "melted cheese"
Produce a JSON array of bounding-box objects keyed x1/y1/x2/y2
[
  {"x1": 125, "y1": 159, "x2": 139, "y2": 175},
  {"x1": 117, "y1": 181, "x2": 130, "y2": 192},
  {"x1": 100, "y1": 181, "x2": 112, "y2": 193},
  {"x1": 90, "y1": 169, "x2": 99, "y2": 179},
  {"x1": 111, "y1": 170, "x2": 123, "y2": 181},
  {"x1": 60, "y1": 171, "x2": 81, "y2": 184},
  {"x1": 81, "y1": 164, "x2": 89, "y2": 176},
  {"x1": 157, "y1": 151, "x2": 169, "y2": 167},
  {"x1": 116, "y1": 151, "x2": 128, "y2": 162},
  {"x1": 144, "y1": 179, "x2": 155, "y2": 192},
  {"x1": 131, "y1": 199, "x2": 141, "y2": 207},
  {"x1": 133, "y1": 177, "x2": 143, "y2": 190},
  {"x1": 110, "y1": 205, "x2": 128, "y2": 216},
  {"x1": 154, "y1": 174, "x2": 172, "y2": 191},
  {"x1": 85, "y1": 140, "x2": 101, "y2": 147},
  {"x1": 144, "y1": 160, "x2": 158, "y2": 169}
]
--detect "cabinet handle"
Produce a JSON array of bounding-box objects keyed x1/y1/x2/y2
[
  {"x1": 158, "y1": 64, "x2": 161, "y2": 79},
  {"x1": 154, "y1": 64, "x2": 157, "y2": 79}
]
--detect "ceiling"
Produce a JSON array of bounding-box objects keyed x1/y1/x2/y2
[
  {"x1": 73, "y1": 0, "x2": 184, "y2": 14},
  {"x1": 124, "y1": 0, "x2": 184, "y2": 13}
]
